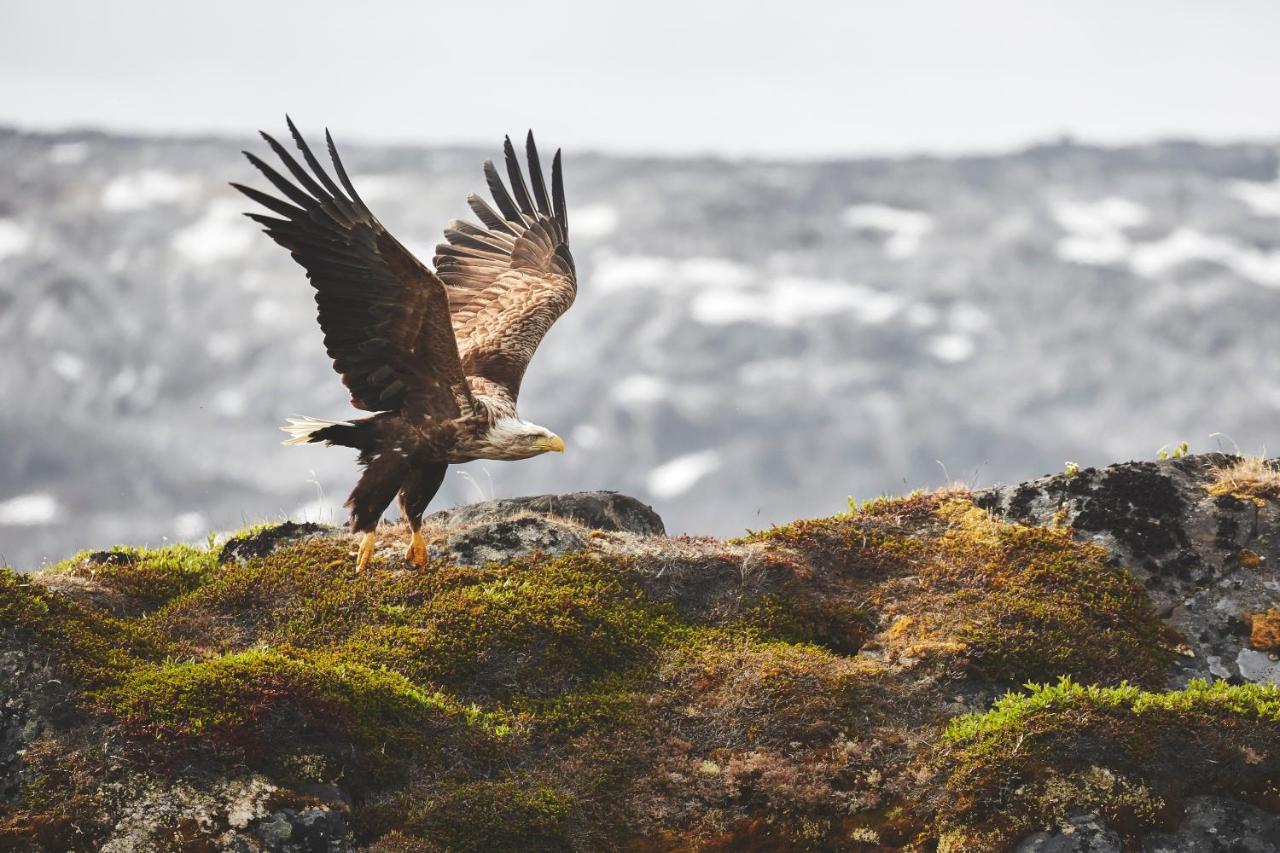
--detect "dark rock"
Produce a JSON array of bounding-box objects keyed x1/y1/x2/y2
[
  {"x1": 219, "y1": 521, "x2": 331, "y2": 565},
  {"x1": 252, "y1": 806, "x2": 348, "y2": 853},
  {"x1": 427, "y1": 490, "x2": 665, "y2": 536},
  {"x1": 1017, "y1": 814, "x2": 1122, "y2": 852},
  {"x1": 978, "y1": 454, "x2": 1280, "y2": 687},
  {"x1": 1142, "y1": 797, "x2": 1280, "y2": 852}
]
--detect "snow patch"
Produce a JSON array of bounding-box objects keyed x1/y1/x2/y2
[
  {"x1": 1051, "y1": 196, "x2": 1149, "y2": 266},
  {"x1": 928, "y1": 333, "x2": 976, "y2": 364},
  {"x1": 173, "y1": 200, "x2": 255, "y2": 262},
  {"x1": 647, "y1": 450, "x2": 722, "y2": 499},
  {"x1": 840, "y1": 204, "x2": 935, "y2": 258},
  {"x1": 101, "y1": 170, "x2": 193, "y2": 211},
  {"x1": 213, "y1": 388, "x2": 248, "y2": 417},
  {"x1": 173, "y1": 512, "x2": 209, "y2": 539},
  {"x1": 571, "y1": 423, "x2": 605, "y2": 450},
  {"x1": 0, "y1": 493, "x2": 60, "y2": 526},
  {"x1": 593, "y1": 254, "x2": 753, "y2": 293},
  {"x1": 572, "y1": 204, "x2": 620, "y2": 238},
  {"x1": 1229, "y1": 179, "x2": 1280, "y2": 218},
  {"x1": 613, "y1": 374, "x2": 668, "y2": 407},
  {"x1": 51, "y1": 351, "x2": 85, "y2": 382},
  {"x1": 691, "y1": 277, "x2": 899, "y2": 327},
  {"x1": 0, "y1": 219, "x2": 32, "y2": 260},
  {"x1": 1129, "y1": 227, "x2": 1280, "y2": 287}
]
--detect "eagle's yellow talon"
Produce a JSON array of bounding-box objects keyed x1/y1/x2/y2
[
  {"x1": 356, "y1": 532, "x2": 376, "y2": 572},
  {"x1": 406, "y1": 530, "x2": 429, "y2": 566}
]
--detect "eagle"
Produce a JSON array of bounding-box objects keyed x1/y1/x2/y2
[{"x1": 233, "y1": 119, "x2": 575, "y2": 571}]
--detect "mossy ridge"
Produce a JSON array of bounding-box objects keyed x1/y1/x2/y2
[
  {"x1": 47, "y1": 542, "x2": 221, "y2": 612},
  {"x1": 0, "y1": 567, "x2": 169, "y2": 688},
  {"x1": 931, "y1": 677, "x2": 1280, "y2": 849},
  {"x1": 103, "y1": 648, "x2": 509, "y2": 787}
]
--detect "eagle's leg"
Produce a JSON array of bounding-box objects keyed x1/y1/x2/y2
[
  {"x1": 356, "y1": 532, "x2": 376, "y2": 572},
  {"x1": 345, "y1": 453, "x2": 409, "y2": 573},
  {"x1": 398, "y1": 463, "x2": 449, "y2": 568}
]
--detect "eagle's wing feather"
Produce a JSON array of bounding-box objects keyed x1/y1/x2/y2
[
  {"x1": 434, "y1": 132, "x2": 576, "y2": 406},
  {"x1": 234, "y1": 118, "x2": 474, "y2": 420}
]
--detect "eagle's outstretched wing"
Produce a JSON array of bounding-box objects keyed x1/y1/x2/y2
[
  {"x1": 434, "y1": 132, "x2": 576, "y2": 406},
  {"x1": 233, "y1": 118, "x2": 474, "y2": 420}
]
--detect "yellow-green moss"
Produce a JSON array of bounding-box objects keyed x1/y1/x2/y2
[
  {"x1": 158, "y1": 542, "x2": 679, "y2": 702},
  {"x1": 0, "y1": 567, "x2": 168, "y2": 687},
  {"x1": 932, "y1": 678, "x2": 1280, "y2": 847},
  {"x1": 49, "y1": 543, "x2": 220, "y2": 610},
  {"x1": 372, "y1": 779, "x2": 578, "y2": 853},
  {"x1": 103, "y1": 648, "x2": 508, "y2": 785},
  {"x1": 934, "y1": 500, "x2": 1173, "y2": 686}
]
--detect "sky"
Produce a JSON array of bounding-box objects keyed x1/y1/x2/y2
[{"x1": 3, "y1": 0, "x2": 1280, "y2": 158}]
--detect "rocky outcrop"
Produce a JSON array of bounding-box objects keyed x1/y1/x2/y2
[
  {"x1": 2, "y1": 457, "x2": 1279, "y2": 852},
  {"x1": 426, "y1": 490, "x2": 665, "y2": 536},
  {"x1": 977, "y1": 454, "x2": 1280, "y2": 688}
]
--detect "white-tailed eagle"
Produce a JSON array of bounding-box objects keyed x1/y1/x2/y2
[{"x1": 234, "y1": 118, "x2": 575, "y2": 570}]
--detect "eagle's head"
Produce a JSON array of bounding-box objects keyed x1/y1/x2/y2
[{"x1": 476, "y1": 417, "x2": 566, "y2": 461}]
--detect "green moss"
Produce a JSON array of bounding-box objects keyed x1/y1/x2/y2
[
  {"x1": 0, "y1": 567, "x2": 168, "y2": 687},
  {"x1": 738, "y1": 592, "x2": 870, "y2": 654},
  {"x1": 103, "y1": 648, "x2": 507, "y2": 785},
  {"x1": 934, "y1": 501, "x2": 1173, "y2": 686},
  {"x1": 405, "y1": 780, "x2": 578, "y2": 852},
  {"x1": 932, "y1": 678, "x2": 1280, "y2": 847},
  {"x1": 49, "y1": 543, "x2": 221, "y2": 610}
]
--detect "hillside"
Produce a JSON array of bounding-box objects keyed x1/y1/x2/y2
[
  {"x1": 5, "y1": 127, "x2": 1280, "y2": 567},
  {"x1": 3, "y1": 454, "x2": 1280, "y2": 851}
]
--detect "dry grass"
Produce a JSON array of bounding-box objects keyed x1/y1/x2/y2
[{"x1": 1205, "y1": 456, "x2": 1280, "y2": 505}]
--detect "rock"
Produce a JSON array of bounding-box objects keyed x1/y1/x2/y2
[
  {"x1": 427, "y1": 490, "x2": 665, "y2": 536},
  {"x1": 439, "y1": 515, "x2": 587, "y2": 567},
  {"x1": 1017, "y1": 814, "x2": 1122, "y2": 852},
  {"x1": 1142, "y1": 796, "x2": 1280, "y2": 852},
  {"x1": 7, "y1": 475, "x2": 1280, "y2": 850},
  {"x1": 252, "y1": 806, "x2": 347, "y2": 852},
  {"x1": 219, "y1": 521, "x2": 331, "y2": 564},
  {"x1": 978, "y1": 454, "x2": 1280, "y2": 686}
]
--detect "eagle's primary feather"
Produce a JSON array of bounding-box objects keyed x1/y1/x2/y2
[{"x1": 234, "y1": 119, "x2": 574, "y2": 569}]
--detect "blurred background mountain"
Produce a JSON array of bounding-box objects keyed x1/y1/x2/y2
[{"x1": 3, "y1": 125, "x2": 1280, "y2": 567}]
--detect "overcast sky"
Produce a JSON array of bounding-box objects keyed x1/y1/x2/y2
[{"x1": 4, "y1": 0, "x2": 1279, "y2": 158}]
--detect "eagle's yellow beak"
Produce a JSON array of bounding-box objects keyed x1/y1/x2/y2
[{"x1": 536, "y1": 434, "x2": 566, "y2": 453}]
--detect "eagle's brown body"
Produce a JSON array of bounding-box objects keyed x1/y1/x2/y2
[{"x1": 235, "y1": 119, "x2": 575, "y2": 568}]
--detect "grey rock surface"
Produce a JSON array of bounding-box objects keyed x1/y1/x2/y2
[
  {"x1": 428, "y1": 490, "x2": 665, "y2": 536},
  {"x1": 1142, "y1": 797, "x2": 1280, "y2": 852},
  {"x1": 438, "y1": 515, "x2": 589, "y2": 567},
  {"x1": 978, "y1": 454, "x2": 1280, "y2": 687},
  {"x1": 1017, "y1": 814, "x2": 1122, "y2": 853}
]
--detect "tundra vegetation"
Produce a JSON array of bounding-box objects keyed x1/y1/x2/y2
[{"x1": 2, "y1": 456, "x2": 1279, "y2": 851}]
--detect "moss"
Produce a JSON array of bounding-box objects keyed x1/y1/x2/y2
[
  {"x1": 931, "y1": 678, "x2": 1280, "y2": 847},
  {"x1": 738, "y1": 593, "x2": 869, "y2": 654},
  {"x1": 48, "y1": 543, "x2": 221, "y2": 610},
  {"x1": 399, "y1": 780, "x2": 578, "y2": 852},
  {"x1": 102, "y1": 648, "x2": 507, "y2": 786},
  {"x1": 0, "y1": 567, "x2": 168, "y2": 688},
  {"x1": 934, "y1": 499, "x2": 1173, "y2": 686},
  {"x1": 335, "y1": 552, "x2": 674, "y2": 699}
]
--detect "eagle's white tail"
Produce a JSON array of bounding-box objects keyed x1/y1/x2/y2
[{"x1": 280, "y1": 415, "x2": 354, "y2": 446}]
